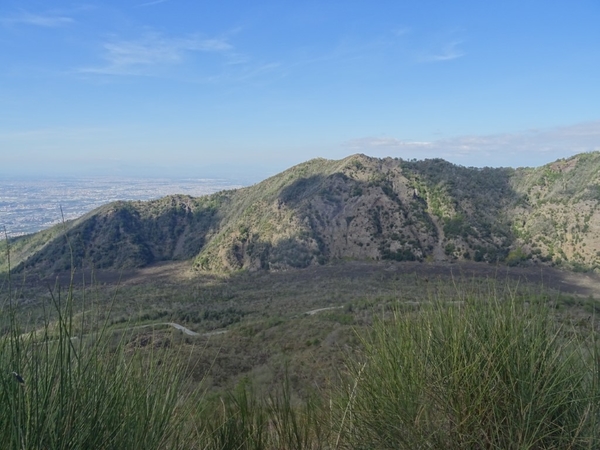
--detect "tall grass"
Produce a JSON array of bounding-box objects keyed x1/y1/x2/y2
[
  {"x1": 0, "y1": 271, "x2": 197, "y2": 448},
  {"x1": 339, "y1": 288, "x2": 600, "y2": 449},
  {"x1": 201, "y1": 375, "x2": 331, "y2": 450}
]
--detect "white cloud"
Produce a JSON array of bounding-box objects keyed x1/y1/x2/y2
[
  {"x1": 137, "y1": 0, "x2": 171, "y2": 6},
  {"x1": 0, "y1": 11, "x2": 74, "y2": 27},
  {"x1": 0, "y1": 126, "x2": 111, "y2": 144},
  {"x1": 419, "y1": 40, "x2": 464, "y2": 63},
  {"x1": 344, "y1": 121, "x2": 600, "y2": 168},
  {"x1": 346, "y1": 137, "x2": 432, "y2": 149},
  {"x1": 392, "y1": 27, "x2": 411, "y2": 37},
  {"x1": 79, "y1": 33, "x2": 233, "y2": 75}
]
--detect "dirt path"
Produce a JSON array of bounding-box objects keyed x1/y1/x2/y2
[
  {"x1": 164, "y1": 322, "x2": 199, "y2": 336},
  {"x1": 128, "y1": 322, "x2": 199, "y2": 336},
  {"x1": 304, "y1": 306, "x2": 344, "y2": 315}
]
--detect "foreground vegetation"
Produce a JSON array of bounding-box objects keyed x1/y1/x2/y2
[
  {"x1": 342, "y1": 292, "x2": 600, "y2": 449},
  {"x1": 0, "y1": 278, "x2": 196, "y2": 448},
  {"x1": 2, "y1": 262, "x2": 600, "y2": 448}
]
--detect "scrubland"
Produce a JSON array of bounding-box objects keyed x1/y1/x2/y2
[{"x1": 2, "y1": 258, "x2": 600, "y2": 449}]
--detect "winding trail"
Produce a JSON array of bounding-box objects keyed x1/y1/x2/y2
[
  {"x1": 34, "y1": 305, "x2": 346, "y2": 344},
  {"x1": 158, "y1": 306, "x2": 345, "y2": 337}
]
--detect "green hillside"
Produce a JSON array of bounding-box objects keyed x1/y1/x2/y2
[{"x1": 4, "y1": 152, "x2": 600, "y2": 275}]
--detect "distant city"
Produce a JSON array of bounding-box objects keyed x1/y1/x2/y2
[{"x1": 0, "y1": 177, "x2": 243, "y2": 237}]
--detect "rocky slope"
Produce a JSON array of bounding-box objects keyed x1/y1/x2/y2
[{"x1": 3, "y1": 152, "x2": 600, "y2": 275}]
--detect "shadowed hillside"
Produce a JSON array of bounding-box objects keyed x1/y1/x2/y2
[{"x1": 3, "y1": 152, "x2": 600, "y2": 275}]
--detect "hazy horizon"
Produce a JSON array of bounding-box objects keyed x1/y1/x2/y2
[
  {"x1": 0, "y1": 176, "x2": 243, "y2": 237},
  {"x1": 0, "y1": 162, "x2": 268, "y2": 185}
]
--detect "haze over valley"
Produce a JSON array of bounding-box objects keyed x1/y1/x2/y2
[{"x1": 0, "y1": 176, "x2": 242, "y2": 237}]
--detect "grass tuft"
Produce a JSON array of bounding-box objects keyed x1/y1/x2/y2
[
  {"x1": 0, "y1": 272, "x2": 197, "y2": 449},
  {"x1": 339, "y1": 285, "x2": 600, "y2": 449}
]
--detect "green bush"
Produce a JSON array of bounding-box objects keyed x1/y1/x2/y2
[
  {"x1": 505, "y1": 246, "x2": 530, "y2": 266},
  {"x1": 340, "y1": 291, "x2": 600, "y2": 449}
]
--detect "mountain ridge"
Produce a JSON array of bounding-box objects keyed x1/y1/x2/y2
[{"x1": 3, "y1": 152, "x2": 600, "y2": 275}]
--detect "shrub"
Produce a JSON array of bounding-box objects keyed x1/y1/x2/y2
[
  {"x1": 339, "y1": 290, "x2": 600, "y2": 449},
  {"x1": 505, "y1": 247, "x2": 530, "y2": 266}
]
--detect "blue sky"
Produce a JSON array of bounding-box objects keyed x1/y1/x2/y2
[{"x1": 0, "y1": 1, "x2": 599, "y2": 182}]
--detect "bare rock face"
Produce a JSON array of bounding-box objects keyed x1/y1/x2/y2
[{"x1": 6, "y1": 151, "x2": 600, "y2": 275}]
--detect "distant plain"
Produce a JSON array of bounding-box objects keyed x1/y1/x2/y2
[{"x1": 0, "y1": 176, "x2": 242, "y2": 237}]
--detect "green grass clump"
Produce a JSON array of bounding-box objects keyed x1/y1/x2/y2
[
  {"x1": 201, "y1": 375, "x2": 330, "y2": 450},
  {"x1": 0, "y1": 281, "x2": 196, "y2": 449},
  {"x1": 339, "y1": 291, "x2": 600, "y2": 449}
]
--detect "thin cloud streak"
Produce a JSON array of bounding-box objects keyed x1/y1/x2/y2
[
  {"x1": 0, "y1": 126, "x2": 112, "y2": 142},
  {"x1": 419, "y1": 40, "x2": 465, "y2": 63},
  {"x1": 345, "y1": 121, "x2": 600, "y2": 167},
  {"x1": 136, "y1": 0, "x2": 172, "y2": 6},
  {"x1": 347, "y1": 137, "x2": 433, "y2": 148},
  {"x1": 392, "y1": 27, "x2": 411, "y2": 37},
  {"x1": 0, "y1": 12, "x2": 74, "y2": 27},
  {"x1": 78, "y1": 33, "x2": 233, "y2": 76}
]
